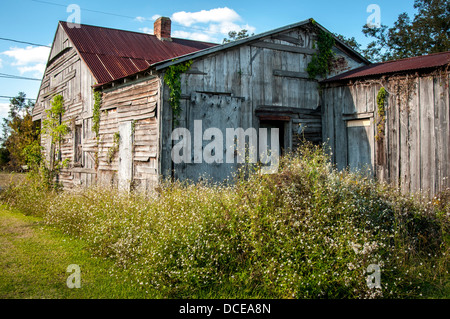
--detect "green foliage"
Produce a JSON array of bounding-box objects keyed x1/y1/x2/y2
[
  {"x1": 334, "y1": 33, "x2": 362, "y2": 53},
  {"x1": 2, "y1": 143, "x2": 448, "y2": 299},
  {"x1": 41, "y1": 94, "x2": 70, "y2": 189},
  {"x1": 223, "y1": 29, "x2": 253, "y2": 44},
  {"x1": 307, "y1": 29, "x2": 335, "y2": 79},
  {"x1": 42, "y1": 95, "x2": 69, "y2": 144},
  {"x1": 163, "y1": 60, "x2": 193, "y2": 125},
  {"x1": 0, "y1": 92, "x2": 39, "y2": 171},
  {"x1": 106, "y1": 131, "x2": 120, "y2": 164},
  {"x1": 376, "y1": 87, "x2": 387, "y2": 142},
  {"x1": 362, "y1": 0, "x2": 450, "y2": 62},
  {"x1": 22, "y1": 140, "x2": 43, "y2": 171},
  {"x1": 92, "y1": 90, "x2": 102, "y2": 138}
]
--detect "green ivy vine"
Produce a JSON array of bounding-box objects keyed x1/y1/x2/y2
[
  {"x1": 92, "y1": 90, "x2": 102, "y2": 169},
  {"x1": 163, "y1": 60, "x2": 193, "y2": 125},
  {"x1": 107, "y1": 131, "x2": 120, "y2": 164},
  {"x1": 92, "y1": 90, "x2": 102, "y2": 138},
  {"x1": 307, "y1": 29, "x2": 335, "y2": 79},
  {"x1": 376, "y1": 87, "x2": 387, "y2": 142}
]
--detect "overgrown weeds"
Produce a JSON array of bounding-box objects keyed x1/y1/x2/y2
[{"x1": 1, "y1": 144, "x2": 448, "y2": 299}]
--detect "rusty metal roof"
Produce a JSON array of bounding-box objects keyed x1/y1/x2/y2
[
  {"x1": 324, "y1": 51, "x2": 450, "y2": 82},
  {"x1": 60, "y1": 21, "x2": 217, "y2": 85}
]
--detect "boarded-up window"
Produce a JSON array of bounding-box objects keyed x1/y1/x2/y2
[{"x1": 347, "y1": 119, "x2": 374, "y2": 174}]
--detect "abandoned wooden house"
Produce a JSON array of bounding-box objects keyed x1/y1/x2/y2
[{"x1": 32, "y1": 17, "x2": 449, "y2": 197}]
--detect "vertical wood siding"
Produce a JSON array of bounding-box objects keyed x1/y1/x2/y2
[{"x1": 323, "y1": 71, "x2": 449, "y2": 197}]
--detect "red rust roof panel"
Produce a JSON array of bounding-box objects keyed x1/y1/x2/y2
[
  {"x1": 324, "y1": 51, "x2": 450, "y2": 82},
  {"x1": 60, "y1": 21, "x2": 217, "y2": 85}
]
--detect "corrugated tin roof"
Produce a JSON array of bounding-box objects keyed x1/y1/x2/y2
[
  {"x1": 60, "y1": 21, "x2": 217, "y2": 85},
  {"x1": 324, "y1": 51, "x2": 450, "y2": 82}
]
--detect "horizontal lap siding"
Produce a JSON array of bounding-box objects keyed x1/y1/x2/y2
[
  {"x1": 35, "y1": 25, "x2": 97, "y2": 189},
  {"x1": 101, "y1": 77, "x2": 160, "y2": 191}
]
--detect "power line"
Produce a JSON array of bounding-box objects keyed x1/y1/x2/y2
[
  {"x1": 0, "y1": 73, "x2": 41, "y2": 81},
  {"x1": 0, "y1": 95, "x2": 36, "y2": 101},
  {"x1": 0, "y1": 37, "x2": 50, "y2": 48},
  {"x1": 31, "y1": 0, "x2": 137, "y2": 19},
  {"x1": 30, "y1": 0, "x2": 224, "y2": 36}
]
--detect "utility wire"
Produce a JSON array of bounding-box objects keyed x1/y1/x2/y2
[
  {"x1": 0, "y1": 37, "x2": 51, "y2": 48},
  {"x1": 30, "y1": 0, "x2": 223, "y2": 36},
  {"x1": 0, "y1": 73, "x2": 41, "y2": 81},
  {"x1": 0, "y1": 95, "x2": 36, "y2": 101},
  {"x1": 31, "y1": 0, "x2": 137, "y2": 19}
]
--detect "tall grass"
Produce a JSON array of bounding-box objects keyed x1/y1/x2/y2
[{"x1": 1, "y1": 144, "x2": 448, "y2": 298}]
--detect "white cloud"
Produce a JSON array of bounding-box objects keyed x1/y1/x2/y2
[
  {"x1": 136, "y1": 14, "x2": 161, "y2": 23},
  {"x1": 172, "y1": 30, "x2": 215, "y2": 43},
  {"x1": 2, "y1": 45, "x2": 50, "y2": 76},
  {"x1": 170, "y1": 7, "x2": 255, "y2": 43},
  {"x1": 139, "y1": 27, "x2": 153, "y2": 34},
  {"x1": 2, "y1": 46, "x2": 50, "y2": 68},
  {"x1": 18, "y1": 63, "x2": 46, "y2": 75},
  {"x1": 172, "y1": 7, "x2": 241, "y2": 27}
]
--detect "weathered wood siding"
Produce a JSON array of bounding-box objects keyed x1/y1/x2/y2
[
  {"x1": 160, "y1": 26, "x2": 366, "y2": 182},
  {"x1": 34, "y1": 23, "x2": 97, "y2": 189},
  {"x1": 322, "y1": 70, "x2": 450, "y2": 197},
  {"x1": 100, "y1": 77, "x2": 160, "y2": 191}
]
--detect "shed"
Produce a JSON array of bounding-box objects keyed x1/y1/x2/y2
[{"x1": 322, "y1": 51, "x2": 450, "y2": 197}]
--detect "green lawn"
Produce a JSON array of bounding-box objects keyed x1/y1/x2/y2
[{"x1": 0, "y1": 207, "x2": 155, "y2": 299}]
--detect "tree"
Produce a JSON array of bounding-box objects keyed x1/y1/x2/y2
[
  {"x1": 362, "y1": 0, "x2": 450, "y2": 62},
  {"x1": 0, "y1": 92, "x2": 40, "y2": 171},
  {"x1": 223, "y1": 29, "x2": 254, "y2": 44},
  {"x1": 334, "y1": 33, "x2": 363, "y2": 54}
]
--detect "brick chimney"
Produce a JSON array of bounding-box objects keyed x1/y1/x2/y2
[{"x1": 154, "y1": 17, "x2": 171, "y2": 41}]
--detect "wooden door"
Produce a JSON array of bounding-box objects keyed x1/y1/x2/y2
[{"x1": 347, "y1": 119, "x2": 374, "y2": 175}]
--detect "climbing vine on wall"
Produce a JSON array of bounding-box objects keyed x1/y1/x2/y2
[
  {"x1": 92, "y1": 90, "x2": 102, "y2": 169},
  {"x1": 376, "y1": 87, "x2": 387, "y2": 142},
  {"x1": 41, "y1": 94, "x2": 70, "y2": 189},
  {"x1": 107, "y1": 131, "x2": 120, "y2": 164},
  {"x1": 163, "y1": 60, "x2": 193, "y2": 125},
  {"x1": 92, "y1": 90, "x2": 102, "y2": 138},
  {"x1": 307, "y1": 28, "x2": 335, "y2": 79}
]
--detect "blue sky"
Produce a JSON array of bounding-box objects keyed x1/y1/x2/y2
[{"x1": 0, "y1": 0, "x2": 418, "y2": 121}]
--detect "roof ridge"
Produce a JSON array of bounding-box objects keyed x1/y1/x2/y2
[
  {"x1": 380, "y1": 50, "x2": 450, "y2": 64},
  {"x1": 59, "y1": 20, "x2": 218, "y2": 45}
]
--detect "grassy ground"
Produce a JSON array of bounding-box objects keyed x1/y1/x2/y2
[{"x1": 0, "y1": 206, "x2": 156, "y2": 299}]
